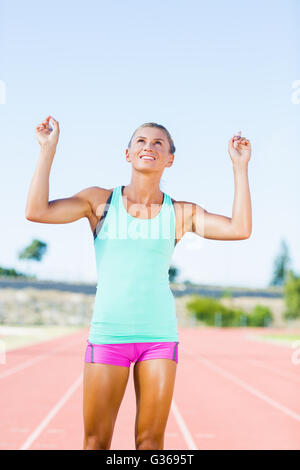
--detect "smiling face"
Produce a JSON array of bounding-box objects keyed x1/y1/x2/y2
[{"x1": 125, "y1": 127, "x2": 174, "y2": 174}]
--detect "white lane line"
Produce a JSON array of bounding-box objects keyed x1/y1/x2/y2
[
  {"x1": 247, "y1": 359, "x2": 300, "y2": 383},
  {"x1": 0, "y1": 336, "x2": 83, "y2": 379},
  {"x1": 171, "y1": 399, "x2": 198, "y2": 450},
  {"x1": 19, "y1": 373, "x2": 83, "y2": 450},
  {"x1": 0, "y1": 355, "x2": 49, "y2": 379},
  {"x1": 197, "y1": 357, "x2": 300, "y2": 422}
]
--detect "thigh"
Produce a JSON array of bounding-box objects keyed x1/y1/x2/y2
[
  {"x1": 83, "y1": 362, "x2": 130, "y2": 450},
  {"x1": 136, "y1": 341, "x2": 179, "y2": 364},
  {"x1": 133, "y1": 358, "x2": 177, "y2": 450}
]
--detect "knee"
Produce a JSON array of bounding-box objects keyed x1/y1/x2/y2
[
  {"x1": 136, "y1": 435, "x2": 163, "y2": 450},
  {"x1": 83, "y1": 435, "x2": 110, "y2": 450}
]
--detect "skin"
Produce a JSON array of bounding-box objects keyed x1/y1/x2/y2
[{"x1": 26, "y1": 116, "x2": 252, "y2": 450}]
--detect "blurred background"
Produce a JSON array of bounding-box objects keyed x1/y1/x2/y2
[
  {"x1": 0, "y1": 0, "x2": 300, "y2": 346},
  {"x1": 0, "y1": 0, "x2": 300, "y2": 452}
]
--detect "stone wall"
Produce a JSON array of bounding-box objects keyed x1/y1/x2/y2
[
  {"x1": 0, "y1": 287, "x2": 296, "y2": 328},
  {"x1": 0, "y1": 288, "x2": 94, "y2": 326}
]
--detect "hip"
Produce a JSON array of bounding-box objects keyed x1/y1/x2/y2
[{"x1": 84, "y1": 340, "x2": 180, "y2": 367}]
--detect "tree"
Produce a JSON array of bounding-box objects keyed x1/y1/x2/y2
[
  {"x1": 221, "y1": 288, "x2": 233, "y2": 299},
  {"x1": 283, "y1": 270, "x2": 300, "y2": 320},
  {"x1": 248, "y1": 305, "x2": 273, "y2": 327},
  {"x1": 169, "y1": 265, "x2": 179, "y2": 283},
  {"x1": 269, "y1": 239, "x2": 291, "y2": 286},
  {"x1": 18, "y1": 239, "x2": 47, "y2": 278},
  {"x1": 221, "y1": 288, "x2": 233, "y2": 309}
]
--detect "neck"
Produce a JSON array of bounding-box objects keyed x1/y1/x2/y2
[{"x1": 124, "y1": 177, "x2": 164, "y2": 205}]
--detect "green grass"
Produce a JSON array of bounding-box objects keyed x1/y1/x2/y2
[
  {"x1": 0, "y1": 325, "x2": 86, "y2": 351},
  {"x1": 255, "y1": 333, "x2": 300, "y2": 343}
]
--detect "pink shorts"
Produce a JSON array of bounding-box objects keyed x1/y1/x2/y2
[{"x1": 84, "y1": 340, "x2": 179, "y2": 367}]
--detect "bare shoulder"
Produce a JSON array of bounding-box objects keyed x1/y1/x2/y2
[
  {"x1": 78, "y1": 186, "x2": 113, "y2": 217},
  {"x1": 170, "y1": 197, "x2": 201, "y2": 238},
  {"x1": 170, "y1": 197, "x2": 194, "y2": 209},
  {"x1": 170, "y1": 197, "x2": 201, "y2": 215},
  {"x1": 78, "y1": 186, "x2": 114, "y2": 232},
  {"x1": 171, "y1": 197, "x2": 205, "y2": 214}
]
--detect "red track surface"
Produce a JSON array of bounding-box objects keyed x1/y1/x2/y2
[{"x1": 0, "y1": 327, "x2": 299, "y2": 450}]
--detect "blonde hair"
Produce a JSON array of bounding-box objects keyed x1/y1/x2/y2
[{"x1": 128, "y1": 122, "x2": 176, "y2": 155}]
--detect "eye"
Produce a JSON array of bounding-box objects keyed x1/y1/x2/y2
[{"x1": 137, "y1": 139, "x2": 162, "y2": 145}]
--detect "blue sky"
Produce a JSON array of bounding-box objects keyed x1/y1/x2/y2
[{"x1": 0, "y1": 0, "x2": 299, "y2": 287}]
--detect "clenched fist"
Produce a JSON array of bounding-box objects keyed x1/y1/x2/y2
[
  {"x1": 36, "y1": 115, "x2": 60, "y2": 149},
  {"x1": 228, "y1": 130, "x2": 251, "y2": 166}
]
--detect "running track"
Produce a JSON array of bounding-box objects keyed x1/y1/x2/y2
[{"x1": 0, "y1": 327, "x2": 299, "y2": 450}]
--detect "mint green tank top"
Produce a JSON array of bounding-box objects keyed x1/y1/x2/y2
[{"x1": 88, "y1": 185, "x2": 178, "y2": 344}]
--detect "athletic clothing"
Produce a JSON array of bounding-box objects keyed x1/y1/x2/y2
[
  {"x1": 84, "y1": 340, "x2": 179, "y2": 367},
  {"x1": 88, "y1": 184, "x2": 179, "y2": 345}
]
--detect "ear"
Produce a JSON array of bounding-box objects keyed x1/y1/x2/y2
[
  {"x1": 125, "y1": 149, "x2": 131, "y2": 162},
  {"x1": 166, "y1": 153, "x2": 175, "y2": 167}
]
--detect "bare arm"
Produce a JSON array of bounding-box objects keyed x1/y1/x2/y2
[
  {"x1": 25, "y1": 115, "x2": 93, "y2": 223},
  {"x1": 190, "y1": 131, "x2": 252, "y2": 240}
]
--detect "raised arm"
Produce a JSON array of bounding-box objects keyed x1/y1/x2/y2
[
  {"x1": 190, "y1": 131, "x2": 252, "y2": 241},
  {"x1": 25, "y1": 115, "x2": 94, "y2": 224}
]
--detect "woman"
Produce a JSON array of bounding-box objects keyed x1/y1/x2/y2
[{"x1": 25, "y1": 116, "x2": 252, "y2": 450}]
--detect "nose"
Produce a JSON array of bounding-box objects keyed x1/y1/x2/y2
[{"x1": 143, "y1": 142, "x2": 155, "y2": 152}]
